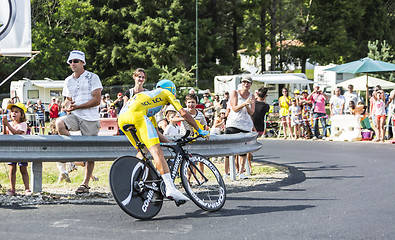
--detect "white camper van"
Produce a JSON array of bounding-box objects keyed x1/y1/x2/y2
[
  {"x1": 10, "y1": 78, "x2": 64, "y2": 110},
  {"x1": 314, "y1": 65, "x2": 354, "y2": 96},
  {"x1": 214, "y1": 73, "x2": 313, "y2": 104}
]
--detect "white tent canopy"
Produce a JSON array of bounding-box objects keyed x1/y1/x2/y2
[
  {"x1": 336, "y1": 76, "x2": 395, "y2": 91},
  {"x1": 33, "y1": 81, "x2": 64, "y2": 89},
  {"x1": 250, "y1": 73, "x2": 313, "y2": 84},
  {"x1": 215, "y1": 73, "x2": 313, "y2": 84}
]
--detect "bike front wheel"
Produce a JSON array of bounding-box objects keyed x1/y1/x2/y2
[
  {"x1": 180, "y1": 154, "x2": 226, "y2": 211},
  {"x1": 109, "y1": 156, "x2": 163, "y2": 220}
]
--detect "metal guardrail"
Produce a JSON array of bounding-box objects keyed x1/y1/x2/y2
[{"x1": 0, "y1": 133, "x2": 261, "y2": 192}]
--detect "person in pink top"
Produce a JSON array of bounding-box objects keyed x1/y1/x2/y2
[
  {"x1": 2, "y1": 102, "x2": 31, "y2": 196},
  {"x1": 372, "y1": 90, "x2": 386, "y2": 142},
  {"x1": 308, "y1": 85, "x2": 328, "y2": 140}
]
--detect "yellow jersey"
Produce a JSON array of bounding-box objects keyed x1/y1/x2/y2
[{"x1": 118, "y1": 88, "x2": 182, "y2": 149}]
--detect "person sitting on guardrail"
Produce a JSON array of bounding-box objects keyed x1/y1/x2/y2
[
  {"x1": 55, "y1": 50, "x2": 103, "y2": 194},
  {"x1": 2, "y1": 102, "x2": 32, "y2": 196},
  {"x1": 224, "y1": 76, "x2": 255, "y2": 180},
  {"x1": 117, "y1": 79, "x2": 209, "y2": 202}
]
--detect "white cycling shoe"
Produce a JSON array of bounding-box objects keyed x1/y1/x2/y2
[{"x1": 166, "y1": 187, "x2": 190, "y2": 202}]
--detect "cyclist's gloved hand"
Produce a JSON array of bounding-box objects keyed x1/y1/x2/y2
[{"x1": 198, "y1": 129, "x2": 209, "y2": 138}]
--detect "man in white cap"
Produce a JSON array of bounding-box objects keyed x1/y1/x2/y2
[{"x1": 55, "y1": 50, "x2": 103, "y2": 194}]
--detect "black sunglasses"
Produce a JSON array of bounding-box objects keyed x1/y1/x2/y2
[{"x1": 68, "y1": 59, "x2": 80, "y2": 64}]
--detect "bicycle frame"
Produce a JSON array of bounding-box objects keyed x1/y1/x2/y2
[
  {"x1": 160, "y1": 142, "x2": 207, "y2": 185},
  {"x1": 124, "y1": 124, "x2": 203, "y2": 190}
]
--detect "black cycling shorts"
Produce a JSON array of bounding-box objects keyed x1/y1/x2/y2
[{"x1": 225, "y1": 127, "x2": 249, "y2": 156}]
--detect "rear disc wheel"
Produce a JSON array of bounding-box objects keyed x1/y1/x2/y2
[{"x1": 109, "y1": 156, "x2": 163, "y2": 219}]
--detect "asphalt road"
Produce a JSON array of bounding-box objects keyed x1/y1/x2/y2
[{"x1": 0, "y1": 139, "x2": 394, "y2": 240}]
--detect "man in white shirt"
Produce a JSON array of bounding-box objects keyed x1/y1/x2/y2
[
  {"x1": 55, "y1": 50, "x2": 103, "y2": 194},
  {"x1": 343, "y1": 84, "x2": 360, "y2": 113},
  {"x1": 330, "y1": 87, "x2": 346, "y2": 115}
]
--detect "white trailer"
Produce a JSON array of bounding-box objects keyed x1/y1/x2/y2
[
  {"x1": 10, "y1": 78, "x2": 64, "y2": 108},
  {"x1": 314, "y1": 65, "x2": 354, "y2": 95},
  {"x1": 214, "y1": 73, "x2": 313, "y2": 104}
]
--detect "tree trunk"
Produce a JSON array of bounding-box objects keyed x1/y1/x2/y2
[
  {"x1": 269, "y1": 0, "x2": 278, "y2": 71},
  {"x1": 260, "y1": 3, "x2": 267, "y2": 73}
]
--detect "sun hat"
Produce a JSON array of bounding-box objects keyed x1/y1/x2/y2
[
  {"x1": 117, "y1": 92, "x2": 122, "y2": 96},
  {"x1": 7, "y1": 102, "x2": 27, "y2": 113},
  {"x1": 67, "y1": 50, "x2": 86, "y2": 65},
  {"x1": 220, "y1": 109, "x2": 226, "y2": 114},
  {"x1": 164, "y1": 105, "x2": 177, "y2": 115},
  {"x1": 294, "y1": 89, "x2": 300, "y2": 94},
  {"x1": 241, "y1": 76, "x2": 253, "y2": 83}
]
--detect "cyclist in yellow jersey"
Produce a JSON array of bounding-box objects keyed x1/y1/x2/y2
[{"x1": 118, "y1": 79, "x2": 209, "y2": 202}]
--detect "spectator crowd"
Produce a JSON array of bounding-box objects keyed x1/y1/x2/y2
[{"x1": 1, "y1": 50, "x2": 395, "y2": 197}]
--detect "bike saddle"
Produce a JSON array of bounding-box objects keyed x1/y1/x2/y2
[{"x1": 123, "y1": 124, "x2": 136, "y2": 132}]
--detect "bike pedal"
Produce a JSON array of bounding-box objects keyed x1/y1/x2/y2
[{"x1": 174, "y1": 200, "x2": 187, "y2": 207}]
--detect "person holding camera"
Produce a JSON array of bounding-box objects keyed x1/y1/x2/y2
[{"x1": 308, "y1": 85, "x2": 328, "y2": 140}]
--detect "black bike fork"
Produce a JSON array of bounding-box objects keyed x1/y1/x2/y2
[{"x1": 185, "y1": 153, "x2": 208, "y2": 185}]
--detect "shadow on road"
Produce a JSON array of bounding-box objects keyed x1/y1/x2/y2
[{"x1": 153, "y1": 204, "x2": 316, "y2": 221}]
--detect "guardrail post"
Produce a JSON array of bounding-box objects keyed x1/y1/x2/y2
[
  {"x1": 31, "y1": 162, "x2": 42, "y2": 193},
  {"x1": 229, "y1": 155, "x2": 236, "y2": 180}
]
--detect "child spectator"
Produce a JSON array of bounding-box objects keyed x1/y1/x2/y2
[
  {"x1": 289, "y1": 98, "x2": 302, "y2": 139},
  {"x1": 49, "y1": 97, "x2": 60, "y2": 120},
  {"x1": 300, "y1": 90, "x2": 313, "y2": 139},
  {"x1": 180, "y1": 94, "x2": 207, "y2": 136},
  {"x1": 179, "y1": 94, "x2": 206, "y2": 181},
  {"x1": 35, "y1": 99, "x2": 46, "y2": 135},
  {"x1": 373, "y1": 90, "x2": 386, "y2": 142},
  {"x1": 293, "y1": 89, "x2": 302, "y2": 106},
  {"x1": 58, "y1": 101, "x2": 67, "y2": 117},
  {"x1": 2, "y1": 102, "x2": 31, "y2": 196},
  {"x1": 210, "y1": 109, "x2": 227, "y2": 135},
  {"x1": 163, "y1": 106, "x2": 180, "y2": 136},
  {"x1": 107, "y1": 104, "x2": 117, "y2": 118}
]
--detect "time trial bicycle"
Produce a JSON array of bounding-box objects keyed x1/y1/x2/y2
[{"x1": 109, "y1": 124, "x2": 226, "y2": 219}]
